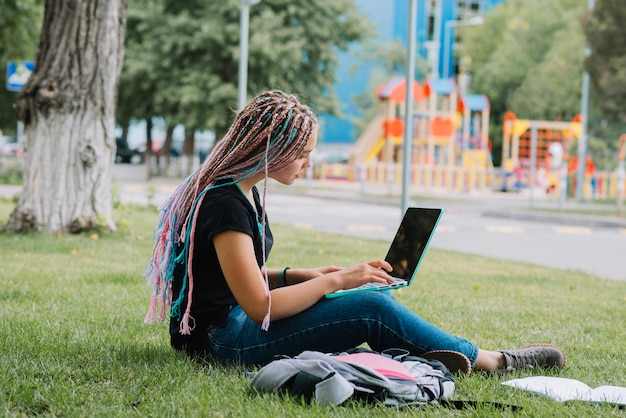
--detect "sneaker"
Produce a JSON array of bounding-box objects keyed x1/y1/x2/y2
[
  {"x1": 422, "y1": 350, "x2": 472, "y2": 375},
  {"x1": 499, "y1": 344, "x2": 566, "y2": 372}
]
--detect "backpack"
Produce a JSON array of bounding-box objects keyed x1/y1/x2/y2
[{"x1": 251, "y1": 348, "x2": 455, "y2": 407}]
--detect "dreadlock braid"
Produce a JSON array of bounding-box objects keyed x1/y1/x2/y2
[{"x1": 144, "y1": 90, "x2": 317, "y2": 330}]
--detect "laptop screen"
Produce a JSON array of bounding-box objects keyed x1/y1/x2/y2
[{"x1": 384, "y1": 207, "x2": 442, "y2": 282}]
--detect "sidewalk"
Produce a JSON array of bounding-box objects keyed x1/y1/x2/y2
[{"x1": 2, "y1": 177, "x2": 626, "y2": 229}]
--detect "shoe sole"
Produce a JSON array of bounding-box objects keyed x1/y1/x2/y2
[{"x1": 421, "y1": 350, "x2": 472, "y2": 375}]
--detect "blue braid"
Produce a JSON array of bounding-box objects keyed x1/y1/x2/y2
[{"x1": 170, "y1": 183, "x2": 234, "y2": 319}]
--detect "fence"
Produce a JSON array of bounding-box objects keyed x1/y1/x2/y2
[{"x1": 313, "y1": 161, "x2": 626, "y2": 200}]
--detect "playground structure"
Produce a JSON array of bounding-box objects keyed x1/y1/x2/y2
[
  {"x1": 498, "y1": 112, "x2": 626, "y2": 201},
  {"x1": 319, "y1": 78, "x2": 624, "y2": 200},
  {"x1": 345, "y1": 77, "x2": 492, "y2": 189},
  {"x1": 501, "y1": 112, "x2": 581, "y2": 168},
  {"x1": 347, "y1": 77, "x2": 424, "y2": 167},
  {"x1": 500, "y1": 112, "x2": 597, "y2": 196}
]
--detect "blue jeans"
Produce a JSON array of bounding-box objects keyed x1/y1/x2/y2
[{"x1": 206, "y1": 291, "x2": 478, "y2": 366}]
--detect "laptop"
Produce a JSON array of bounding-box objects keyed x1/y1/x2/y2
[{"x1": 324, "y1": 207, "x2": 443, "y2": 298}]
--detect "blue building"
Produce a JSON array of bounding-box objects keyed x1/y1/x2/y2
[{"x1": 319, "y1": 0, "x2": 506, "y2": 146}]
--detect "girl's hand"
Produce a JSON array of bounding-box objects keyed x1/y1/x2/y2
[{"x1": 330, "y1": 259, "x2": 394, "y2": 291}]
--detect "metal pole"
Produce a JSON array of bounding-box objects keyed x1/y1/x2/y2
[
  {"x1": 618, "y1": 161, "x2": 625, "y2": 215},
  {"x1": 576, "y1": 0, "x2": 595, "y2": 200},
  {"x1": 442, "y1": 21, "x2": 452, "y2": 79},
  {"x1": 432, "y1": 0, "x2": 442, "y2": 79},
  {"x1": 238, "y1": 1, "x2": 251, "y2": 110},
  {"x1": 443, "y1": 16, "x2": 484, "y2": 80},
  {"x1": 17, "y1": 121, "x2": 24, "y2": 142},
  {"x1": 559, "y1": 162, "x2": 567, "y2": 210},
  {"x1": 617, "y1": 161, "x2": 624, "y2": 215},
  {"x1": 618, "y1": 134, "x2": 626, "y2": 214},
  {"x1": 401, "y1": 0, "x2": 418, "y2": 214},
  {"x1": 529, "y1": 122, "x2": 537, "y2": 209}
]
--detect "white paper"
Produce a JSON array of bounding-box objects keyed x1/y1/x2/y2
[{"x1": 502, "y1": 376, "x2": 626, "y2": 405}]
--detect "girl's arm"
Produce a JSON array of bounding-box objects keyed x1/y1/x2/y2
[
  {"x1": 263, "y1": 266, "x2": 343, "y2": 286},
  {"x1": 214, "y1": 230, "x2": 394, "y2": 324}
]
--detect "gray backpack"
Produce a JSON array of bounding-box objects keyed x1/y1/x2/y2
[{"x1": 251, "y1": 348, "x2": 455, "y2": 407}]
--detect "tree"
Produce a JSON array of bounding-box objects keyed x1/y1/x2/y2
[
  {"x1": 464, "y1": 0, "x2": 585, "y2": 120},
  {"x1": 118, "y1": 0, "x2": 372, "y2": 143},
  {"x1": 506, "y1": 16, "x2": 585, "y2": 120},
  {"x1": 5, "y1": 0, "x2": 128, "y2": 233},
  {"x1": 461, "y1": 0, "x2": 587, "y2": 164},
  {"x1": 116, "y1": 0, "x2": 162, "y2": 176},
  {"x1": 584, "y1": 0, "x2": 626, "y2": 122}
]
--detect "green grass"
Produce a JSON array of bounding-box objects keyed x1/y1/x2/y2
[{"x1": 0, "y1": 201, "x2": 625, "y2": 417}]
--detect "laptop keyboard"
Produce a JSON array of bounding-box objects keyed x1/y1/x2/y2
[{"x1": 353, "y1": 277, "x2": 407, "y2": 290}]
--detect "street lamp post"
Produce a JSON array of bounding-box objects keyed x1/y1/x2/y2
[
  {"x1": 576, "y1": 0, "x2": 595, "y2": 201},
  {"x1": 401, "y1": 0, "x2": 418, "y2": 214},
  {"x1": 238, "y1": 0, "x2": 261, "y2": 110},
  {"x1": 442, "y1": 15, "x2": 484, "y2": 79}
]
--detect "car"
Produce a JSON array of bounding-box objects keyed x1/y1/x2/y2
[
  {"x1": 115, "y1": 138, "x2": 143, "y2": 164},
  {"x1": 0, "y1": 136, "x2": 20, "y2": 157}
]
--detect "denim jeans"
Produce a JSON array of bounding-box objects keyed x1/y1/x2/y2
[{"x1": 206, "y1": 291, "x2": 478, "y2": 366}]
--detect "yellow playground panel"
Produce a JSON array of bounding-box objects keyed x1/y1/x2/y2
[{"x1": 462, "y1": 149, "x2": 491, "y2": 168}]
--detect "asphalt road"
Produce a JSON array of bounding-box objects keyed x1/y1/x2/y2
[{"x1": 262, "y1": 185, "x2": 626, "y2": 283}]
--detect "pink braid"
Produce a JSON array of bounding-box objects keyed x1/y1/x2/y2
[{"x1": 179, "y1": 193, "x2": 206, "y2": 335}]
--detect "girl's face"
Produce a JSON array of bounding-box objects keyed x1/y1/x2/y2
[{"x1": 270, "y1": 126, "x2": 318, "y2": 185}]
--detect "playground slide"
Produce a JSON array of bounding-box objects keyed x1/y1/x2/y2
[{"x1": 349, "y1": 114, "x2": 385, "y2": 165}]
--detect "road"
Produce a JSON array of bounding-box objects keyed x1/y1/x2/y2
[{"x1": 262, "y1": 188, "x2": 626, "y2": 282}]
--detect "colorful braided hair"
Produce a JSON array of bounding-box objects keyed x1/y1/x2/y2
[{"x1": 144, "y1": 90, "x2": 317, "y2": 333}]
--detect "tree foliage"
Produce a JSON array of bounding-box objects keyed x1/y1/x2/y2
[
  {"x1": 463, "y1": 0, "x2": 586, "y2": 123},
  {"x1": 118, "y1": 0, "x2": 373, "y2": 142},
  {"x1": 460, "y1": 0, "x2": 598, "y2": 165},
  {"x1": 0, "y1": 0, "x2": 43, "y2": 136},
  {"x1": 583, "y1": 0, "x2": 626, "y2": 122}
]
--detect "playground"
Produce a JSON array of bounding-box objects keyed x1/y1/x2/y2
[
  {"x1": 342, "y1": 76, "x2": 492, "y2": 192},
  {"x1": 315, "y1": 77, "x2": 625, "y2": 201}
]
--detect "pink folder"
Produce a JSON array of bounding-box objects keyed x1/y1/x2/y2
[{"x1": 334, "y1": 352, "x2": 416, "y2": 382}]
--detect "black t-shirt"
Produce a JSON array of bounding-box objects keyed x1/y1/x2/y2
[{"x1": 169, "y1": 183, "x2": 273, "y2": 355}]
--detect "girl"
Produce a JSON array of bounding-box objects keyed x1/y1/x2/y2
[{"x1": 144, "y1": 90, "x2": 564, "y2": 374}]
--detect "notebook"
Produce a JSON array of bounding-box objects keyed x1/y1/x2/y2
[{"x1": 324, "y1": 207, "x2": 443, "y2": 298}]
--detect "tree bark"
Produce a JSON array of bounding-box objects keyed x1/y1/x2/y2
[
  {"x1": 180, "y1": 128, "x2": 195, "y2": 177},
  {"x1": 7, "y1": 0, "x2": 128, "y2": 233},
  {"x1": 162, "y1": 124, "x2": 175, "y2": 174}
]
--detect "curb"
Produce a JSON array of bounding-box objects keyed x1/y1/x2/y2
[{"x1": 483, "y1": 209, "x2": 626, "y2": 229}]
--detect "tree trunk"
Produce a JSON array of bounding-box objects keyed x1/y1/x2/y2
[
  {"x1": 120, "y1": 122, "x2": 129, "y2": 143},
  {"x1": 145, "y1": 117, "x2": 155, "y2": 178},
  {"x1": 7, "y1": 0, "x2": 128, "y2": 233},
  {"x1": 162, "y1": 124, "x2": 175, "y2": 175},
  {"x1": 182, "y1": 128, "x2": 195, "y2": 177}
]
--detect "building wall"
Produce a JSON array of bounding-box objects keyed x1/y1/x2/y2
[{"x1": 319, "y1": 0, "x2": 505, "y2": 145}]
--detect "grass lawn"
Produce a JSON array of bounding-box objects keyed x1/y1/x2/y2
[{"x1": 0, "y1": 200, "x2": 624, "y2": 417}]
